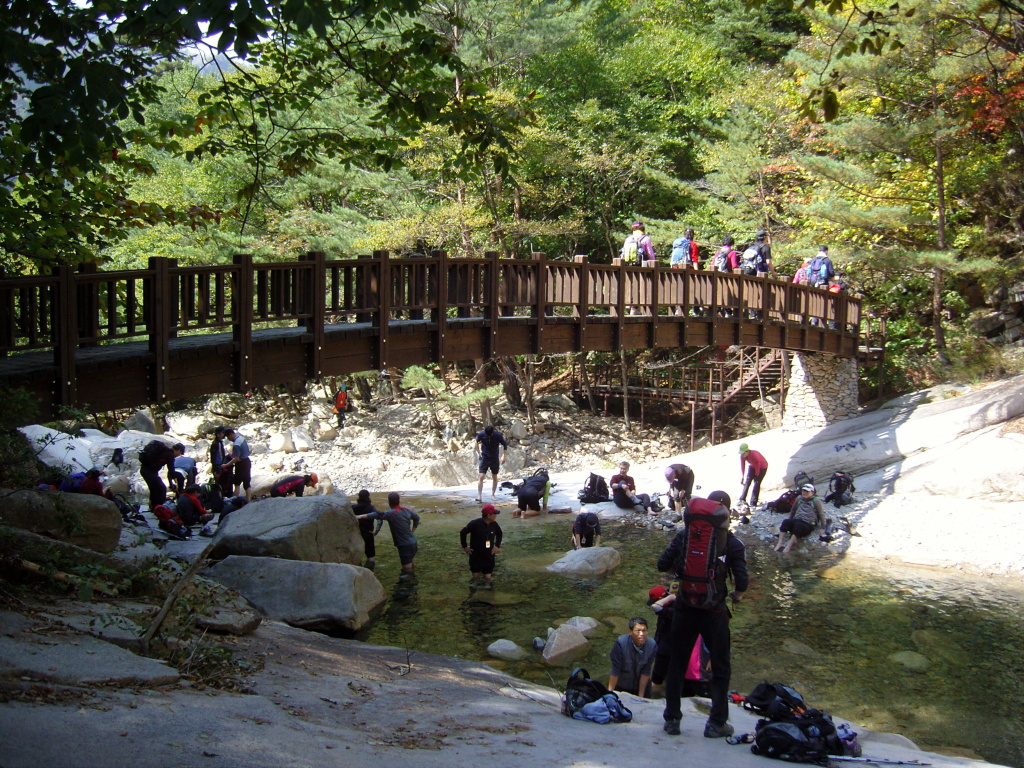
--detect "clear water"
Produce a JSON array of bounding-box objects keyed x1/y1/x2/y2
[{"x1": 358, "y1": 506, "x2": 1024, "y2": 767}]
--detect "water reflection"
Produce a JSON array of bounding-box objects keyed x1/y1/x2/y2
[{"x1": 358, "y1": 511, "x2": 1024, "y2": 767}]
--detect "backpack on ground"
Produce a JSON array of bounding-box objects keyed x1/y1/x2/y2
[
  {"x1": 561, "y1": 667, "x2": 611, "y2": 718},
  {"x1": 572, "y1": 692, "x2": 633, "y2": 724},
  {"x1": 743, "y1": 682, "x2": 808, "y2": 718},
  {"x1": 670, "y1": 237, "x2": 690, "y2": 266},
  {"x1": 829, "y1": 471, "x2": 855, "y2": 496},
  {"x1": 751, "y1": 709, "x2": 844, "y2": 765},
  {"x1": 674, "y1": 497, "x2": 730, "y2": 610},
  {"x1": 765, "y1": 489, "x2": 799, "y2": 515},
  {"x1": 740, "y1": 246, "x2": 762, "y2": 275},
  {"x1": 152, "y1": 503, "x2": 189, "y2": 539},
  {"x1": 578, "y1": 472, "x2": 610, "y2": 504},
  {"x1": 792, "y1": 471, "x2": 814, "y2": 489}
]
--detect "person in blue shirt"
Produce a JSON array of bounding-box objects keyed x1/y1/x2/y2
[
  {"x1": 223, "y1": 428, "x2": 252, "y2": 502},
  {"x1": 355, "y1": 491, "x2": 421, "y2": 573},
  {"x1": 475, "y1": 425, "x2": 508, "y2": 503}
]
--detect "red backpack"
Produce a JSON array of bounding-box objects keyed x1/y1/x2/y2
[
  {"x1": 675, "y1": 497, "x2": 730, "y2": 610},
  {"x1": 153, "y1": 504, "x2": 188, "y2": 538},
  {"x1": 333, "y1": 389, "x2": 348, "y2": 413}
]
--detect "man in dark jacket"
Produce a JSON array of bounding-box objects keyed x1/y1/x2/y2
[
  {"x1": 665, "y1": 463, "x2": 695, "y2": 512},
  {"x1": 270, "y1": 473, "x2": 318, "y2": 498},
  {"x1": 514, "y1": 470, "x2": 550, "y2": 518},
  {"x1": 657, "y1": 490, "x2": 748, "y2": 740},
  {"x1": 460, "y1": 504, "x2": 503, "y2": 588},
  {"x1": 139, "y1": 439, "x2": 176, "y2": 509},
  {"x1": 608, "y1": 617, "x2": 657, "y2": 698}
]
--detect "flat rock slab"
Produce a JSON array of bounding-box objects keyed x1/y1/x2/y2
[{"x1": 0, "y1": 616, "x2": 179, "y2": 687}]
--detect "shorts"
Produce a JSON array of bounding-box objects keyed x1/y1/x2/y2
[
  {"x1": 233, "y1": 458, "x2": 252, "y2": 488},
  {"x1": 396, "y1": 543, "x2": 418, "y2": 566},
  {"x1": 780, "y1": 518, "x2": 815, "y2": 538},
  {"x1": 478, "y1": 457, "x2": 499, "y2": 476},
  {"x1": 468, "y1": 552, "x2": 496, "y2": 574}
]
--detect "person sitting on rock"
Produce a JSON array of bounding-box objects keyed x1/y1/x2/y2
[
  {"x1": 610, "y1": 461, "x2": 652, "y2": 513},
  {"x1": 774, "y1": 483, "x2": 826, "y2": 553},
  {"x1": 572, "y1": 511, "x2": 602, "y2": 549},
  {"x1": 270, "y1": 473, "x2": 319, "y2": 498},
  {"x1": 608, "y1": 617, "x2": 658, "y2": 698},
  {"x1": 175, "y1": 485, "x2": 215, "y2": 527},
  {"x1": 513, "y1": 469, "x2": 550, "y2": 518},
  {"x1": 664, "y1": 463, "x2": 695, "y2": 512}
]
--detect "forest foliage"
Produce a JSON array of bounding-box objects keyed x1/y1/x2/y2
[{"x1": 4, "y1": 0, "x2": 1024, "y2": 393}]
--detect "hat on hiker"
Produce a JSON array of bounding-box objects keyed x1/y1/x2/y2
[
  {"x1": 481, "y1": 504, "x2": 499, "y2": 516},
  {"x1": 308, "y1": 473, "x2": 318, "y2": 485},
  {"x1": 648, "y1": 585, "x2": 668, "y2": 603},
  {"x1": 801, "y1": 483, "x2": 815, "y2": 493},
  {"x1": 664, "y1": 467, "x2": 676, "y2": 480},
  {"x1": 739, "y1": 443, "x2": 749, "y2": 454}
]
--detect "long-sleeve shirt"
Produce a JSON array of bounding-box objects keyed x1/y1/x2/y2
[
  {"x1": 790, "y1": 495, "x2": 826, "y2": 528},
  {"x1": 609, "y1": 634, "x2": 658, "y2": 694},
  {"x1": 656, "y1": 531, "x2": 749, "y2": 611},
  {"x1": 365, "y1": 506, "x2": 420, "y2": 547},
  {"x1": 460, "y1": 518, "x2": 503, "y2": 552},
  {"x1": 741, "y1": 449, "x2": 768, "y2": 476}
]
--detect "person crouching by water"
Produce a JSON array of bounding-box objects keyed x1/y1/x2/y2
[
  {"x1": 657, "y1": 490, "x2": 748, "y2": 739},
  {"x1": 355, "y1": 492, "x2": 420, "y2": 574},
  {"x1": 270, "y1": 473, "x2": 319, "y2": 498},
  {"x1": 572, "y1": 511, "x2": 601, "y2": 549},
  {"x1": 608, "y1": 617, "x2": 657, "y2": 698},
  {"x1": 513, "y1": 469, "x2": 550, "y2": 518},
  {"x1": 664, "y1": 463, "x2": 695, "y2": 512},
  {"x1": 351, "y1": 489, "x2": 377, "y2": 570},
  {"x1": 774, "y1": 483, "x2": 826, "y2": 553},
  {"x1": 460, "y1": 504, "x2": 503, "y2": 588}
]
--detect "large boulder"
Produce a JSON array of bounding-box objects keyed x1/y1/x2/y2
[
  {"x1": 122, "y1": 408, "x2": 160, "y2": 434},
  {"x1": 164, "y1": 409, "x2": 216, "y2": 439},
  {"x1": 290, "y1": 427, "x2": 315, "y2": 452},
  {"x1": 487, "y1": 639, "x2": 528, "y2": 661},
  {"x1": 546, "y1": 547, "x2": 621, "y2": 577},
  {"x1": 204, "y1": 556, "x2": 386, "y2": 634},
  {"x1": 268, "y1": 431, "x2": 295, "y2": 453},
  {"x1": 205, "y1": 393, "x2": 248, "y2": 419},
  {"x1": 18, "y1": 426, "x2": 94, "y2": 473},
  {"x1": 542, "y1": 624, "x2": 589, "y2": 666},
  {"x1": 210, "y1": 494, "x2": 363, "y2": 564},
  {"x1": 0, "y1": 490, "x2": 122, "y2": 553}
]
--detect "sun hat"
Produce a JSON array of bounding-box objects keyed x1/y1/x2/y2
[
  {"x1": 801, "y1": 483, "x2": 815, "y2": 493},
  {"x1": 739, "y1": 443, "x2": 749, "y2": 454}
]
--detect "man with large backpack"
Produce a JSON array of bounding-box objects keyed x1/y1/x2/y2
[
  {"x1": 621, "y1": 221, "x2": 656, "y2": 266},
  {"x1": 739, "y1": 229, "x2": 775, "y2": 278},
  {"x1": 807, "y1": 245, "x2": 835, "y2": 288},
  {"x1": 333, "y1": 384, "x2": 349, "y2": 429},
  {"x1": 657, "y1": 491, "x2": 748, "y2": 740}
]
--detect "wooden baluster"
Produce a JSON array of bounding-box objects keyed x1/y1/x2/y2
[
  {"x1": 147, "y1": 257, "x2": 172, "y2": 403},
  {"x1": 233, "y1": 254, "x2": 254, "y2": 392},
  {"x1": 55, "y1": 265, "x2": 78, "y2": 413}
]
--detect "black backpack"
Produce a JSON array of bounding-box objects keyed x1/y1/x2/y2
[
  {"x1": 751, "y1": 709, "x2": 844, "y2": 765},
  {"x1": 674, "y1": 497, "x2": 730, "y2": 610},
  {"x1": 792, "y1": 471, "x2": 814, "y2": 489},
  {"x1": 743, "y1": 682, "x2": 808, "y2": 718},
  {"x1": 765, "y1": 489, "x2": 798, "y2": 515},
  {"x1": 578, "y1": 472, "x2": 610, "y2": 504},
  {"x1": 828, "y1": 471, "x2": 855, "y2": 506},
  {"x1": 561, "y1": 667, "x2": 610, "y2": 718}
]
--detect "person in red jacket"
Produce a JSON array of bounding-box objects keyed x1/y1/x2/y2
[
  {"x1": 270, "y1": 473, "x2": 319, "y2": 498},
  {"x1": 738, "y1": 443, "x2": 769, "y2": 508}
]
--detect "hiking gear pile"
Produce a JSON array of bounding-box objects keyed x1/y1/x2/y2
[
  {"x1": 731, "y1": 682, "x2": 861, "y2": 765},
  {"x1": 561, "y1": 668, "x2": 632, "y2": 724}
]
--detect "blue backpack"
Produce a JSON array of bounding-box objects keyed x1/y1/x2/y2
[{"x1": 670, "y1": 237, "x2": 690, "y2": 266}]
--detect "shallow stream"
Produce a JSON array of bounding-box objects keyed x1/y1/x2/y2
[{"x1": 357, "y1": 504, "x2": 1024, "y2": 767}]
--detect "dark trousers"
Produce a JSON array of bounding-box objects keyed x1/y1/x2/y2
[
  {"x1": 663, "y1": 606, "x2": 731, "y2": 726},
  {"x1": 141, "y1": 466, "x2": 167, "y2": 508},
  {"x1": 740, "y1": 467, "x2": 767, "y2": 506}
]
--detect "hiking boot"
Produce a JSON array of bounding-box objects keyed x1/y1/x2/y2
[
  {"x1": 663, "y1": 719, "x2": 681, "y2": 736},
  {"x1": 704, "y1": 721, "x2": 734, "y2": 739}
]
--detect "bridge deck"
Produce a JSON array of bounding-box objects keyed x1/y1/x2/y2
[{"x1": 0, "y1": 251, "x2": 861, "y2": 419}]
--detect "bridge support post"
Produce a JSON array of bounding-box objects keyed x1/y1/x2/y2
[
  {"x1": 574, "y1": 255, "x2": 589, "y2": 351},
  {"x1": 232, "y1": 254, "x2": 254, "y2": 392},
  {"x1": 782, "y1": 352, "x2": 859, "y2": 430},
  {"x1": 55, "y1": 265, "x2": 78, "y2": 410},
  {"x1": 302, "y1": 251, "x2": 326, "y2": 379},
  {"x1": 375, "y1": 250, "x2": 391, "y2": 370},
  {"x1": 147, "y1": 257, "x2": 174, "y2": 403}
]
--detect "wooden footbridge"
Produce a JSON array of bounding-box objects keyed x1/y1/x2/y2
[{"x1": 0, "y1": 252, "x2": 861, "y2": 420}]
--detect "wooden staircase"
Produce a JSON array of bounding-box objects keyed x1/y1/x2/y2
[{"x1": 714, "y1": 347, "x2": 787, "y2": 418}]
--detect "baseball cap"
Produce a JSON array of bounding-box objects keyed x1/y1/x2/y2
[
  {"x1": 481, "y1": 504, "x2": 499, "y2": 516},
  {"x1": 648, "y1": 585, "x2": 668, "y2": 602},
  {"x1": 739, "y1": 443, "x2": 749, "y2": 454},
  {"x1": 664, "y1": 467, "x2": 676, "y2": 480},
  {"x1": 801, "y1": 483, "x2": 815, "y2": 492}
]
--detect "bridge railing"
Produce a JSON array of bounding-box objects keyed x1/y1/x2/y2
[{"x1": 0, "y1": 251, "x2": 862, "y2": 361}]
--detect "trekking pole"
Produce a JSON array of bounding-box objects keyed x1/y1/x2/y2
[{"x1": 829, "y1": 757, "x2": 931, "y2": 766}]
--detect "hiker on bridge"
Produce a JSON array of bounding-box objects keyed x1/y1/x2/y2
[
  {"x1": 475, "y1": 424, "x2": 508, "y2": 503},
  {"x1": 664, "y1": 463, "x2": 695, "y2": 512},
  {"x1": 738, "y1": 443, "x2": 769, "y2": 509}
]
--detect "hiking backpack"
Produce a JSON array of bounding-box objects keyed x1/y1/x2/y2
[
  {"x1": 765, "y1": 489, "x2": 799, "y2": 516},
  {"x1": 670, "y1": 237, "x2": 690, "y2": 266},
  {"x1": 622, "y1": 235, "x2": 643, "y2": 265},
  {"x1": 751, "y1": 709, "x2": 845, "y2": 765},
  {"x1": 712, "y1": 247, "x2": 733, "y2": 272},
  {"x1": 152, "y1": 503, "x2": 189, "y2": 539},
  {"x1": 674, "y1": 497, "x2": 730, "y2": 610},
  {"x1": 740, "y1": 246, "x2": 762, "y2": 275},
  {"x1": 827, "y1": 471, "x2": 855, "y2": 507},
  {"x1": 561, "y1": 668, "x2": 611, "y2": 718},
  {"x1": 578, "y1": 472, "x2": 610, "y2": 504},
  {"x1": 743, "y1": 682, "x2": 808, "y2": 718},
  {"x1": 792, "y1": 471, "x2": 814, "y2": 489},
  {"x1": 333, "y1": 389, "x2": 348, "y2": 412}
]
